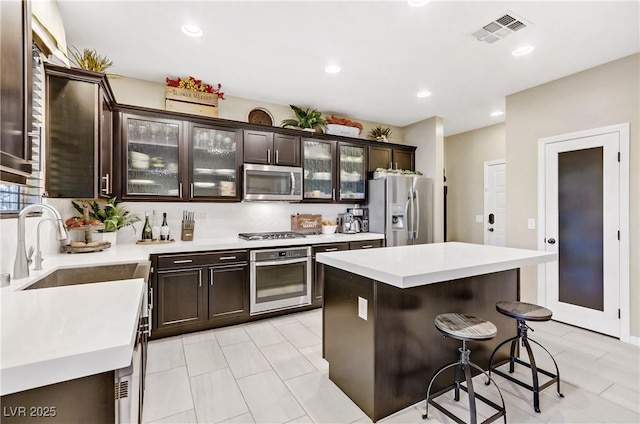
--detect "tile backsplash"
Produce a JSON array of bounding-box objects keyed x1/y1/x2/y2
[{"x1": 0, "y1": 199, "x2": 351, "y2": 275}]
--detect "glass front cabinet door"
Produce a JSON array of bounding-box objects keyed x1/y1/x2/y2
[
  {"x1": 337, "y1": 143, "x2": 366, "y2": 202},
  {"x1": 302, "y1": 139, "x2": 335, "y2": 201},
  {"x1": 189, "y1": 123, "x2": 241, "y2": 200},
  {"x1": 123, "y1": 114, "x2": 183, "y2": 199}
]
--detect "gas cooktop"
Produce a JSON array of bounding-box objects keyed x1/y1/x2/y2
[{"x1": 238, "y1": 231, "x2": 307, "y2": 241}]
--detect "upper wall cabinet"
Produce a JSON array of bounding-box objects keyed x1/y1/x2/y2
[
  {"x1": 119, "y1": 108, "x2": 242, "y2": 202},
  {"x1": 337, "y1": 142, "x2": 366, "y2": 202},
  {"x1": 368, "y1": 145, "x2": 415, "y2": 174},
  {"x1": 243, "y1": 130, "x2": 300, "y2": 167},
  {"x1": 0, "y1": 0, "x2": 33, "y2": 183},
  {"x1": 45, "y1": 65, "x2": 115, "y2": 198},
  {"x1": 302, "y1": 138, "x2": 335, "y2": 202}
]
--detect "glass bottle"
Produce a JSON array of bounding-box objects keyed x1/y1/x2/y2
[
  {"x1": 160, "y1": 212, "x2": 170, "y2": 241},
  {"x1": 142, "y1": 211, "x2": 153, "y2": 241},
  {"x1": 151, "y1": 210, "x2": 160, "y2": 241}
]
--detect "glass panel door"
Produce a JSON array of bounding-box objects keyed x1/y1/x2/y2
[
  {"x1": 126, "y1": 117, "x2": 181, "y2": 197},
  {"x1": 303, "y1": 140, "x2": 334, "y2": 200},
  {"x1": 338, "y1": 144, "x2": 365, "y2": 201},
  {"x1": 191, "y1": 125, "x2": 238, "y2": 198}
]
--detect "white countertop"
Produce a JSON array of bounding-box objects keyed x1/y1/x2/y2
[
  {"x1": 1, "y1": 279, "x2": 145, "y2": 395},
  {"x1": 5, "y1": 232, "x2": 384, "y2": 291},
  {"x1": 316, "y1": 242, "x2": 557, "y2": 288}
]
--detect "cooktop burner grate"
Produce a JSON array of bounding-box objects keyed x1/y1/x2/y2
[{"x1": 238, "y1": 231, "x2": 307, "y2": 241}]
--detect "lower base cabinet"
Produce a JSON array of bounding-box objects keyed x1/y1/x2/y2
[
  {"x1": 312, "y1": 239, "x2": 383, "y2": 306},
  {"x1": 151, "y1": 251, "x2": 249, "y2": 338}
]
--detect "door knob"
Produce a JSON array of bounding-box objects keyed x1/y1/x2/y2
[
  {"x1": 547, "y1": 238, "x2": 556, "y2": 244},
  {"x1": 488, "y1": 228, "x2": 494, "y2": 232}
]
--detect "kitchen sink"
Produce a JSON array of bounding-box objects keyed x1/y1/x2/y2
[{"x1": 25, "y1": 262, "x2": 151, "y2": 290}]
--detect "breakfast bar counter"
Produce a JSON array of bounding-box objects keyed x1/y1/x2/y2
[{"x1": 316, "y1": 242, "x2": 556, "y2": 421}]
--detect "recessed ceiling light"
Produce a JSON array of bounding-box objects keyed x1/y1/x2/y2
[
  {"x1": 407, "y1": 0, "x2": 431, "y2": 7},
  {"x1": 512, "y1": 45, "x2": 535, "y2": 56},
  {"x1": 416, "y1": 90, "x2": 432, "y2": 98},
  {"x1": 490, "y1": 111, "x2": 504, "y2": 117},
  {"x1": 181, "y1": 24, "x2": 203, "y2": 37},
  {"x1": 324, "y1": 64, "x2": 341, "y2": 74}
]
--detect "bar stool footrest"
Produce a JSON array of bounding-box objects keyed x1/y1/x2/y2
[
  {"x1": 491, "y1": 358, "x2": 559, "y2": 394},
  {"x1": 427, "y1": 384, "x2": 506, "y2": 424}
]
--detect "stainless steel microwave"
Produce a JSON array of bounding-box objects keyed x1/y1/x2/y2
[{"x1": 243, "y1": 164, "x2": 303, "y2": 201}]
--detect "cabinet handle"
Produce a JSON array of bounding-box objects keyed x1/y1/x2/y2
[
  {"x1": 190, "y1": 183, "x2": 194, "y2": 198},
  {"x1": 267, "y1": 149, "x2": 271, "y2": 163},
  {"x1": 324, "y1": 248, "x2": 338, "y2": 252},
  {"x1": 101, "y1": 174, "x2": 110, "y2": 194},
  {"x1": 332, "y1": 188, "x2": 335, "y2": 200},
  {"x1": 361, "y1": 245, "x2": 374, "y2": 249},
  {"x1": 395, "y1": 162, "x2": 398, "y2": 170},
  {"x1": 179, "y1": 183, "x2": 183, "y2": 198},
  {"x1": 149, "y1": 287, "x2": 153, "y2": 311},
  {"x1": 219, "y1": 256, "x2": 237, "y2": 260},
  {"x1": 390, "y1": 161, "x2": 393, "y2": 169},
  {"x1": 173, "y1": 259, "x2": 193, "y2": 264},
  {"x1": 275, "y1": 150, "x2": 279, "y2": 164}
]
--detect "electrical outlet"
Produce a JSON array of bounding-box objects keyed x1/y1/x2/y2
[
  {"x1": 358, "y1": 297, "x2": 368, "y2": 320},
  {"x1": 475, "y1": 215, "x2": 483, "y2": 223},
  {"x1": 527, "y1": 219, "x2": 536, "y2": 230}
]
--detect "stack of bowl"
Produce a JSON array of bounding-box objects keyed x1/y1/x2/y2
[{"x1": 130, "y1": 152, "x2": 150, "y2": 169}]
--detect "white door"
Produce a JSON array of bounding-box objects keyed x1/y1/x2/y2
[
  {"x1": 543, "y1": 132, "x2": 620, "y2": 337},
  {"x1": 484, "y1": 161, "x2": 506, "y2": 246}
]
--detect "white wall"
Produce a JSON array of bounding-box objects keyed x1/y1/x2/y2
[
  {"x1": 506, "y1": 53, "x2": 639, "y2": 337},
  {"x1": 445, "y1": 124, "x2": 505, "y2": 243},
  {"x1": 404, "y1": 116, "x2": 445, "y2": 242}
]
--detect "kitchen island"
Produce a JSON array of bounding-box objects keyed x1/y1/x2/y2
[{"x1": 316, "y1": 242, "x2": 556, "y2": 422}]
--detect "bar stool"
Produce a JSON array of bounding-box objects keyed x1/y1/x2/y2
[
  {"x1": 423, "y1": 313, "x2": 506, "y2": 424},
  {"x1": 486, "y1": 301, "x2": 564, "y2": 413}
]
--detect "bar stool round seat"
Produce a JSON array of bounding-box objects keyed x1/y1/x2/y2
[
  {"x1": 435, "y1": 313, "x2": 498, "y2": 341},
  {"x1": 495, "y1": 301, "x2": 552, "y2": 322},
  {"x1": 487, "y1": 301, "x2": 563, "y2": 413},
  {"x1": 423, "y1": 314, "x2": 506, "y2": 424}
]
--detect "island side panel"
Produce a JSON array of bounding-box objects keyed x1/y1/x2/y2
[
  {"x1": 324, "y1": 266, "x2": 376, "y2": 419},
  {"x1": 373, "y1": 269, "x2": 519, "y2": 421}
]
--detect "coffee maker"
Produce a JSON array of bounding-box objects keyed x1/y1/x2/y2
[
  {"x1": 336, "y1": 212, "x2": 356, "y2": 233},
  {"x1": 346, "y1": 207, "x2": 369, "y2": 233}
]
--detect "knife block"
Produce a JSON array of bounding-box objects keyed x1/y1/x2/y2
[{"x1": 181, "y1": 222, "x2": 194, "y2": 241}]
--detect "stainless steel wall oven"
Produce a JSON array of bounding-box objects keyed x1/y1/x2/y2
[{"x1": 249, "y1": 246, "x2": 311, "y2": 315}]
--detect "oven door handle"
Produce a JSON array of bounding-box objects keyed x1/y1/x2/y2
[{"x1": 254, "y1": 257, "x2": 309, "y2": 267}]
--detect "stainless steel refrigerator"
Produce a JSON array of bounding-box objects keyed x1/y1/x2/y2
[{"x1": 367, "y1": 175, "x2": 433, "y2": 246}]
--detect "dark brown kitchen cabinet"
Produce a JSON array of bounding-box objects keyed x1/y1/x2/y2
[
  {"x1": 312, "y1": 242, "x2": 349, "y2": 305},
  {"x1": 337, "y1": 142, "x2": 367, "y2": 202},
  {"x1": 155, "y1": 267, "x2": 206, "y2": 331},
  {"x1": 209, "y1": 264, "x2": 248, "y2": 320},
  {"x1": 151, "y1": 250, "x2": 248, "y2": 339},
  {"x1": 368, "y1": 145, "x2": 415, "y2": 174},
  {"x1": 44, "y1": 65, "x2": 115, "y2": 198},
  {"x1": 0, "y1": 0, "x2": 33, "y2": 183},
  {"x1": 303, "y1": 138, "x2": 335, "y2": 202},
  {"x1": 120, "y1": 108, "x2": 243, "y2": 201},
  {"x1": 243, "y1": 129, "x2": 300, "y2": 166}
]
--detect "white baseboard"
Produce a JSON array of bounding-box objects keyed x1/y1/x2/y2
[{"x1": 628, "y1": 335, "x2": 640, "y2": 347}]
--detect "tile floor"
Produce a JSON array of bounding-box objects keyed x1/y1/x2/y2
[{"x1": 143, "y1": 309, "x2": 640, "y2": 424}]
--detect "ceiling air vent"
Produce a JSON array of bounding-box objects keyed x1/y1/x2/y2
[{"x1": 471, "y1": 12, "x2": 529, "y2": 44}]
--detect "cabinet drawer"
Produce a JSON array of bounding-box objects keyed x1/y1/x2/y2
[
  {"x1": 210, "y1": 250, "x2": 248, "y2": 265},
  {"x1": 313, "y1": 243, "x2": 349, "y2": 254},
  {"x1": 349, "y1": 240, "x2": 383, "y2": 250},
  {"x1": 157, "y1": 251, "x2": 248, "y2": 269}
]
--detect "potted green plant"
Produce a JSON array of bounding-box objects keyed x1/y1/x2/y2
[
  {"x1": 71, "y1": 197, "x2": 140, "y2": 245},
  {"x1": 369, "y1": 126, "x2": 392, "y2": 142},
  {"x1": 281, "y1": 105, "x2": 327, "y2": 132}
]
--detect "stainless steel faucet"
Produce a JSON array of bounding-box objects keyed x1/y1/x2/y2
[{"x1": 13, "y1": 204, "x2": 68, "y2": 279}]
